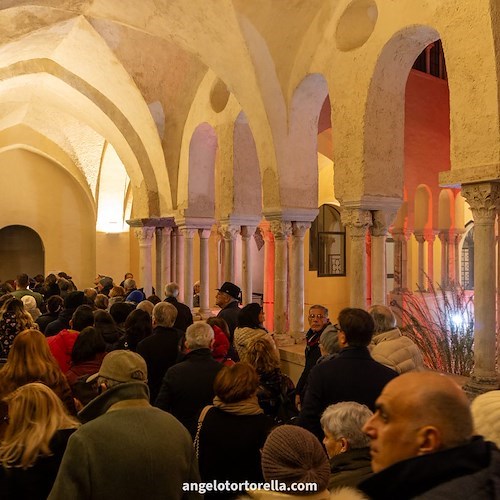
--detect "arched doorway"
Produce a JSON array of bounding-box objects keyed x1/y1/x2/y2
[{"x1": 0, "y1": 225, "x2": 44, "y2": 281}]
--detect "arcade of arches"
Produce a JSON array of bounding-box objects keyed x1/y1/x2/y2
[{"x1": 0, "y1": 1, "x2": 499, "y2": 393}]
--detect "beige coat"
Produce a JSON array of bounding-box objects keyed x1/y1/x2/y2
[
  {"x1": 369, "y1": 328, "x2": 424, "y2": 374},
  {"x1": 234, "y1": 327, "x2": 275, "y2": 360}
]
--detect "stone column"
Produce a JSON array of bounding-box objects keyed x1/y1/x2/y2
[
  {"x1": 261, "y1": 222, "x2": 275, "y2": 332},
  {"x1": 219, "y1": 224, "x2": 240, "y2": 283},
  {"x1": 414, "y1": 232, "x2": 426, "y2": 291},
  {"x1": 288, "y1": 222, "x2": 310, "y2": 337},
  {"x1": 438, "y1": 231, "x2": 449, "y2": 288},
  {"x1": 134, "y1": 226, "x2": 155, "y2": 297},
  {"x1": 424, "y1": 230, "x2": 436, "y2": 288},
  {"x1": 371, "y1": 210, "x2": 395, "y2": 305},
  {"x1": 341, "y1": 208, "x2": 372, "y2": 308},
  {"x1": 270, "y1": 220, "x2": 292, "y2": 335},
  {"x1": 199, "y1": 228, "x2": 212, "y2": 317},
  {"x1": 391, "y1": 230, "x2": 403, "y2": 292},
  {"x1": 180, "y1": 227, "x2": 196, "y2": 310},
  {"x1": 241, "y1": 226, "x2": 257, "y2": 306},
  {"x1": 156, "y1": 226, "x2": 172, "y2": 298},
  {"x1": 170, "y1": 228, "x2": 177, "y2": 293},
  {"x1": 447, "y1": 229, "x2": 457, "y2": 284},
  {"x1": 175, "y1": 228, "x2": 185, "y2": 301},
  {"x1": 461, "y1": 182, "x2": 500, "y2": 394},
  {"x1": 401, "y1": 232, "x2": 410, "y2": 290},
  {"x1": 453, "y1": 230, "x2": 464, "y2": 286}
]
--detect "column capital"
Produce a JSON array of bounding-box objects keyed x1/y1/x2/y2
[
  {"x1": 438, "y1": 230, "x2": 449, "y2": 244},
  {"x1": 371, "y1": 209, "x2": 397, "y2": 237},
  {"x1": 292, "y1": 221, "x2": 311, "y2": 238},
  {"x1": 219, "y1": 223, "x2": 240, "y2": 240},
  {"x1": 240, "y1": 225, "x2": 257, "y2": 240},
  {"x1": 198, "y1": 228, "x2": 212, "y2": 239},
  {"x1": 461, "y1": 182, "x2": 500, "y2": 224},
  {"x1": 134, "y1": 226, "x2": 155, "y2": 242},
  {"x1": 391, "y1": 228, "x2": 410, "y2": 241},
  {"x1": 423, "y1": 230, "x2": 436, "y2": 243},
  {"x1": 179, "y1": 227, "x2": 196, "y2": 239},
  {"x1": 413, "y1": 231, "x2": 426, "y2": 244},
  {"x1": 341, "y1": 208, "x2": 372, "y2": 239},
  {"x1": 269, "y1": 220, "x2": 292, "y2": 240}
]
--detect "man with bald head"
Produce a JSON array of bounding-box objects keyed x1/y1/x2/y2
[{"x1": 359, "y1": 372, "x2": 500, "y2": 499}]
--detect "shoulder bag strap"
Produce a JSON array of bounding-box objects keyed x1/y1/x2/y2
[{"x1": 193, "y1": 405, "x2": 213, "y2": 459}]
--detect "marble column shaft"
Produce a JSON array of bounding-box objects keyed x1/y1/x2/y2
[
  {"x1": 241, "y1": 226, "x2": 256, "y2": 306},
  {"x1": 134, "y1": 226, "x2": 155, "y2": 297},
  {"x1": 414, "y1": 232, "x2": 426, "y2": 291},
  {"x1": 461, "y1": 182, "x2": 500, "y2": 393},
  {"x1": 180, "y1": 228, "x2": 196, "y2": 310},
  {"x1": 438, "y1": 231, "x2": 449, "y2": 288},
  {"x1": 424, "y1": 231, "x2": 436, "y2": 287},
  {"x1": 199, "y1": 228, "x2": 212, "y2": 317},
  {"x1": 261, "y1": 223, "x2": 275, "y2": 332},
  {"x1": 341, "y1": 208, "x2": 372, "y2": 308},
  {"x1": 288, "y1": 222, "x2": 310, "y2": 334},
  {"x1": 371, "y1": 210, "x2": 395, "y2": 305},
  {"x1": 156, "y1": 227, "x2": 172, "y2": 298},
  {"x1": 175, "y1": 228, "x2": 185, "y2": 301},
  {"x1": 270, "y1": 220, "x2": 292, "y2": 335},
  {"x1": 219, "y1": 224, "x2": 240, "y2": 283}
]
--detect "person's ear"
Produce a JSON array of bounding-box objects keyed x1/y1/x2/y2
[
  {"x1": 338, "y1": 331, "x2": 347, "y2": 347},
  {"x1": 69, "y1": 319, "x2": 73, "y2": 329},
  {"x1": 416, "y1": 426, "x2": 442, "y2": 454},
  {"x1": 339, "y1": 437, "x2": 349, "y2": 453}
]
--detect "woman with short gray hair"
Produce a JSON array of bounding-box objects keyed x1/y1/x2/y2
[{"x1": 320, "y1": 401, "x2": 373, "y2": 489}]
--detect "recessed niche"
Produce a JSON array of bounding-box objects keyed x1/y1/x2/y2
[
  {"x1": 336, "y1": 0, "x2": 378, "y2": 52},
  {"x1": 210, "y1": 78, "x2": 230, "y2": 113}
]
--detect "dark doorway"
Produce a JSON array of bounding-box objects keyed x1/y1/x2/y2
[{"x1": 0, "y1": 225, "x2": 44, "y2": 281}]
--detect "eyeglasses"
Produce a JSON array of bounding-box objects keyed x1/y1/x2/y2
[{"x1": 308, "y1": 314, "x2": 325, "y2": 320}]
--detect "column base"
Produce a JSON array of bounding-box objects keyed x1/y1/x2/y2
[
  {"x1": 463, "y1": 372, "x2": 500, "y2": 398},
  {"x1": 289, "y1": 331, "x2": 306, "y2": 344},
  {"x1": 273, "y1": 333, "x2": 295, "y2": 347}
]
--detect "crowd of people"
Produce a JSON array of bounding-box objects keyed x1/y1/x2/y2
[{"x1": 0, "y1": 272, "x2": 498, "y2": 499}]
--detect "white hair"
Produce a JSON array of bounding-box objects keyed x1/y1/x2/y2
[
  {"x1": 369, "y1": 305, "x2": 397, "y2": 333},
  {"x1": 185, "y1": 322, "x2": 214, "y2": 350},
  {"x1": 321, "y1": 402, "x2": 373, "y2": 449},
  {"x1": 153, "y1": 302, "x2": 177, "y2": 327},
  {"x1": 165, "y1": 282, "x2": 179, "y2": 298}
]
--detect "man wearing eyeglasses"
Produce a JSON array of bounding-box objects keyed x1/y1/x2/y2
[{"x1": 295, "y1": 305, "x2": 336, "y2": 409}]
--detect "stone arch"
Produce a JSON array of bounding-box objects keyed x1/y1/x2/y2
[
  {"x1": 0, "y1": 225, "x2": 44, "y2": 280},
  {"x1": 414, "y1": 184, "x2": 432, "y2": 231},
  {"x1": 278, "y1": 73, "x2": 329, "y2": 210},
  {"x1": 362, "y1": 25, "x2": 441, "y2": 200},
  {"x1": 0, "y1": 15, "x2": 172, "y2": 215}
]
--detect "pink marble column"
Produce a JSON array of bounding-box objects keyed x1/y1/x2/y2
[
  {"x1": 241, "y1": 225, "x2": 257, "y2": 306},
  {"x1": 261, "y1": 222, "x2": 275, "y2": 332}
]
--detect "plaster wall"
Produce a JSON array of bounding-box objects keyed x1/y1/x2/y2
[
  {"x1": 0, "y1": 148, "x2": 95, "y2": 287},
  {"x1": 95, "y1": 232, "x2": 130, "y2": 289}
]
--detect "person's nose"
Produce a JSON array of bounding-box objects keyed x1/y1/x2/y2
[{"x1": 362, "y1": 414, "x2": 376, "y2": 437}]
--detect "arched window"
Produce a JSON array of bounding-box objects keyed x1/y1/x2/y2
[
  {"x1": 461, "y1": 224, "x2": 474, "y2": 290},
  {"x1": 309, "y1": 204, "x2": 346, "y2": 276}
]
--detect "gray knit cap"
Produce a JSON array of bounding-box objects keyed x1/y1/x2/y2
[{"x1": 261, "y1": 425, "x2": 330, "y2": 492}]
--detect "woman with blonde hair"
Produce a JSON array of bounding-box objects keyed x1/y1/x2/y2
[
  {"x1": 0, "y1": 382, "x2": 79, "y2": 499},
  {"x1": 0, "y1": 329, "x2": 76, "y2": 437},
  {"x1": 0, "y1": 297, "x2": 37, "y2": 359},
  {"x1": 242, "y1": 337, "x2": 297, "y2": 423}
]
